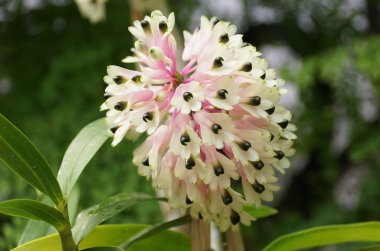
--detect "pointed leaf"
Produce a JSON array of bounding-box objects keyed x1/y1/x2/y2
[
  {"x1": 18, "y1": 220, "x2": 51, "y2": 245},
  {"x1": 0, "y1": 199, "x2": 69, "y2": 231},
  {"x1": 357, "y1": 244, "x2": 380, "y2": 251},
  {"x1": 244, "y1": 205, "x2": 278, "y2": 219},
  {"x1": 72, "y1": 193, "x2": 160, "y2": 244},
  {"x1": 81, "y1": 247, "x2": 124, "y2": 251},
  {"x1": 12, "y1": 224, "x2": 190, "y2": 251},
  {"x1": 57, "y1": 118, "x2": 109, "y2": 197},
  {"x1": 18, "y1": 188, "x2": 80, "y2": 245},
  {"x1": 263, "y1": 222, "x2": 380, "y2": 251},
  {"x1": 122, "y1": 215, "x2": 189, "y2": 249},
  {"x1": 0, "y1": 114, "x2": 63, "y2": 205},
  {"x1": 67, "y1": 185, "x2": 81, "y2": 224},
  {"x1": 18, "y1": 196, "x2": 53, "y2": 245}
]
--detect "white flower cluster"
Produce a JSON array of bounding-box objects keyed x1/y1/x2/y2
[{"x1": 101, "y1": 11, "x2": 296, "y2": 230}]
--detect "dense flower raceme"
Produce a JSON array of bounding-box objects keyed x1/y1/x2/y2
[{"x1": 101, "y1": 11, "x2": 296, "y2": 231}]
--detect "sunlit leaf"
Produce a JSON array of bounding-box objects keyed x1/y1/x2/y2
[
  {"x1": 357, "y1": 244, "x2": 380, "y2": 251},
  {"x1": 57, "y1": 118, "x2": 109, "y2": 197},
  {"x1": 0, "y1": 114, "x2": 63, "y2": 205},
  {"x1": 263, "y1": 221, "x2": 380, "y2": 251},
  {"x1": 18, "y1": 188, "x2": 79, "y2": 245},
  {"x1": 0, "y1": 199, "x2": 69, "y2": 231},
  {"x1": 122, "y1": 215, "x2": 189, "y2": 249},
  {"x1": 81, "y1": 247, "x2": 124, "y2": 251},
  {"x1": 18, "y1": 220, "x2": 51, "y2": 245},
  {"x1": 244, "y1": 205, "x2": 278, "y2": 219},
  {"x1": 12, "y1": 224, "x2": 190, "y2": 251},
  {"x1": 18, "y1": 195, "x2": 54, "y2": 245},
  {"x1": 68, "y1": 185, "x2": 81, "y2": 225},
  {"x1": 72, "y1": 193, "x2": 160, "y2": 244}
]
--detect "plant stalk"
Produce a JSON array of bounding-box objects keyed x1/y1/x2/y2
[
  {"x1": 190, "y1": 219, "x2": 211, "y2": 251},
  {"x1": 58, "y1": 199, "x2": 78, "y2": 251},
  {"x1": 59, "y1": 227, "x2": 78, "y2": 251},
  {"x1": 226, "y1": 226, "x2": 245, "y2": 251}
]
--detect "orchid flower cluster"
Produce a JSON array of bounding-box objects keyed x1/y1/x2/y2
[{"x1": 101, "y1": 11, "x2": 296, "y2": 231}]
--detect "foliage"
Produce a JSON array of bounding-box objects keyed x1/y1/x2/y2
[
  {"x1": 0, "y1": 114, "x2": 188, "y2": 250},
  {"x1": 263, "y1": 222, "x2": 380, "y2": 251},
  {"x1": 12, "y1": 224, "x2": 190, "y2": 251}
]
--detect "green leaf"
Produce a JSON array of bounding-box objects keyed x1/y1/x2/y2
[
  {"x1": 18, "y1": 188, "x2": 80, "y2": 245},
  {"x1": 18, "y1": 220, "x2": 51, "y2": 245},
  {"x1": 244, "y1": 205, "x2": 278, "y2": 219},
  {"x1": 67, "y1": 185, "x2": 81, "y2": 225},
  {"x1": 263, "y1": 221, "x2": 380, "y2": 251},
  {"x1": 57, "y1": 118, "x2": 109, "y2": 197},
  {"x1": 18, "y1": 195, "x2": 54, "y2": 245},
  {"x1": 0, "y1": 114, "x2": 63, "y2": 206},
  {"x1": 12, "y1": 224, "x2": 190, "y2": 251},
  {"x1": 72, "y1": 193, "x2": 159, "y2": 244},
  {"x1": 357, "y1": 244, "x2": 380, "y2": 251},
  {"x1": 0, "y1": 199, "x2": 69, "y2": 231},
  {"x1": 122, "y1": 215, "x2": 189, "y2": 249},
  {"x1": 81, "y1": 247, "x2": 124, "y2": 251}
]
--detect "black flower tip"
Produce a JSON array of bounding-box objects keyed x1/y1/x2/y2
[
  {"x1": 250, "y1": 96, "x2": 261, "y2": 106},
  {"x1": 266, "y1": 107, "x2": 275, "y2": 115},
  {"x1": 186, "y1": 196, "x2": 193, "y2": 205},
  {"x1": 132, "y1": 75, "x2": 142, "y2": 83},
  {"x1": 274, "y1": 150, "x2": 285, "y2": 160},
  {"x1": 141, "y1": 20, "x2": 150, "y2": 31},
  {"x1": 114, "y1": 102, "x2": 125, "y2": 111},
  {"x1": 278, "y1": 120, "x2": 289, "y2": 129},
  {"x1": 241, "y1": 62, "x2": 252, "y2": 72},
  {"x1": 183, "y1": 92, "x2": 193, "y2": 102},
  {"x1": 159, "y1": 21, "x2": 168, "y2": 32},
  {"x1": 185, "y1": 157, "x2": 195, "y2": 170},
  {"x1": 142, "y1": 112, "x2": 153, "y2": 122},
  {"x1": 252, "y1": 160, "x2": 264, "y2": 170},
  {"x1": 253, "y1": 180, "x2": 265, "y2": 194},
  {"x1": 239, "y1": 141, "x2": 251, "y2": 151},
  {"x1": 219, "y1": 33, "x2": 229, "y2": 43},
  {"x1": 212, "y1": 17, "x2": 220, "y2": 26},
  {"x1": 211, "y1": 123, "x2": 222, "y2": 134},
  {"x1": 270, "y1": 134, "x2": 274, "y2": 141},
  {"x1": 230, "y1": 210, "x2": 241, "y2": 225},
  {"x1": 261, "y1": 72, "x2": 266, "y2": 80},
  {"x1": 142, "y1": 156, "x2": 149, "y2": 166},
  {"x1": 217, "y1": 89, "x2": 229, "y2": 99},
  {"x1": 214, "y1": 165, "x2": 224, "y2": 176},
  {"x1": 110, "y1": 127, "x2": 118, "y2": 134},
  {"x1": 222, "y1": 191, "x2": 233, "y2": 205},
  {"x1": 213, "y1": 57, "x2": 224, "y2": 68},
  {"x1": 180, "y1": 134, "x2": 191, "y2": 146},
  {"x1": 113, "y1": 75, "x2": 125, "y2": 84}
]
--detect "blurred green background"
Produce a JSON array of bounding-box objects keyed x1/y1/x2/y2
[{"x1": 1, "y1": 0, "x2": 380, "y2": 250}]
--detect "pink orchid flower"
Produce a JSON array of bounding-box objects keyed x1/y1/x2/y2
[{"x1": 101, "y1": 10, "x2": 296, "y2": 231}]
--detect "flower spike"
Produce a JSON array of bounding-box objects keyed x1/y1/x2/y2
[{"x1": 102, "y1": 11, "x2": 296, "y2": 231}]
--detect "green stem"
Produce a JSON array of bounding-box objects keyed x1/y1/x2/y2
[
  {"x1": 59, "y1": 227, "x2": 78, "y2": 251},
  {"x1": 58, "y1": 198, "x2": 78, "y2": 251}
]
